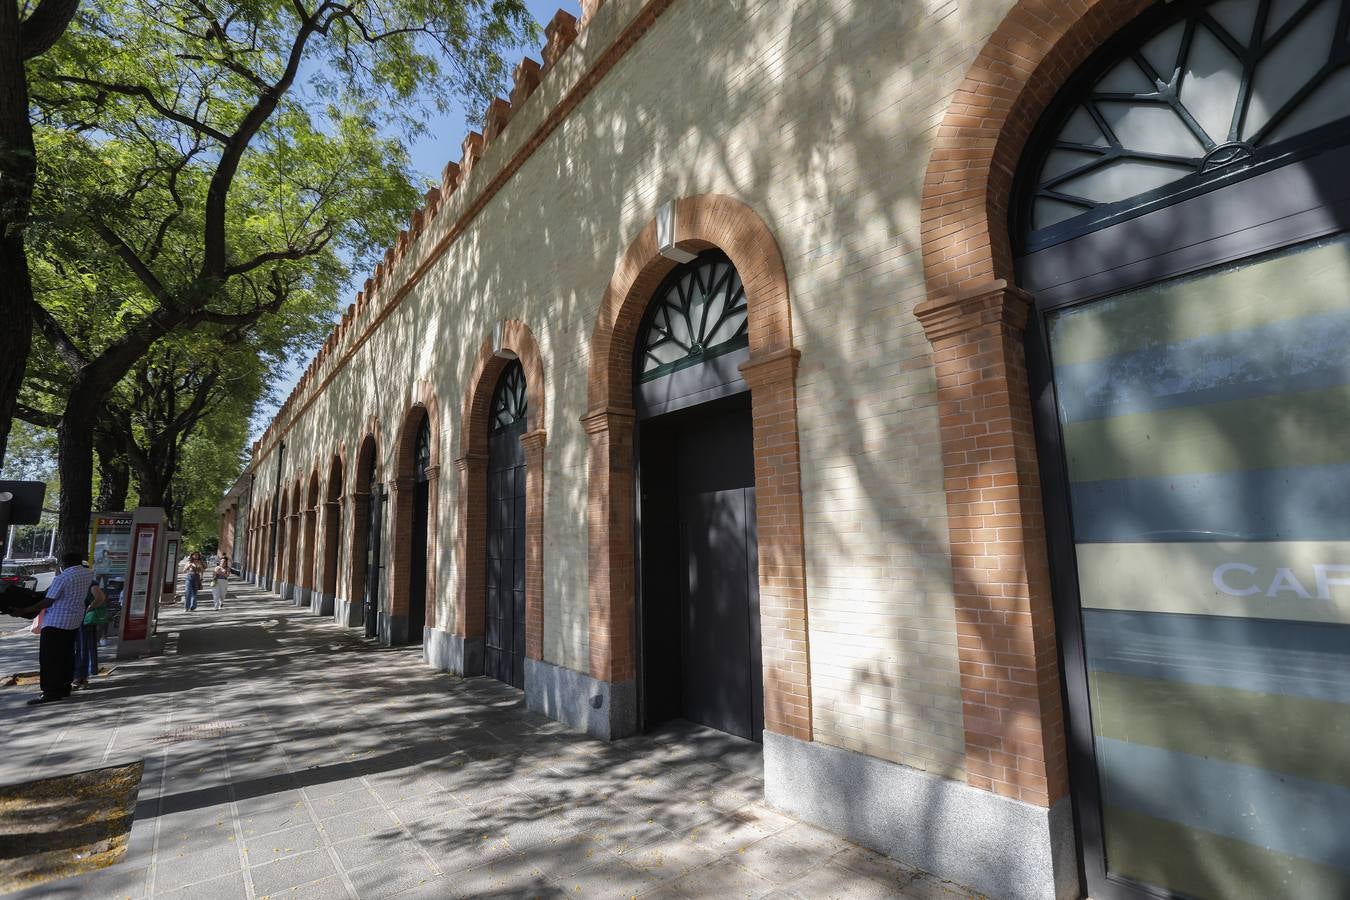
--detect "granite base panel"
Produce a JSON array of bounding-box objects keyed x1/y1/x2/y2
[
  {"x1": 524, "y1": 658, "x2": 637, "y2": 741},
  {"x1": 379, "y1": 613, "x2": 408, "y2": 646},
  {"x1": 334, "y1": 597, "x2": 363, "y2": 628},
  {"x1": 294, "y1": 587, "x2": 310, "y2": 609},
  {"x1": 421, "y1": 632, "x2": 483, "y2": 676},
  {"x1": 763, "y1": 732, "x2": 1079, "y2": 900},
  {"x1": 277, "y1": 580, "x2": 292, "y2": 601},
  {"x1": 312, "y1": 592, "x2": 335, "y2": 617}
]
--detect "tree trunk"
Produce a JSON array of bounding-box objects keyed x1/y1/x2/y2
[
  {"x1": 133, "y1": 464, "x2": 168, "y2": 509},
  {"x1": 56, "y1": 391, "x2": 98, "y2": 556},
  {"x1": 0, "y1": 1, "x2": 37, "y2": 467},
  {"x1": 94, "y1": 429, "x2": 130, "y2": 512}
]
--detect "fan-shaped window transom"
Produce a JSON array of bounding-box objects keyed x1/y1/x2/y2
[
  {"x1": 490, "y1": 361, "x2": 527, "y2": 434},
  {"x1": 1021, "y1": 0, "x2": 1350, "y2": 249},
  {"x1": 637, "y1": 251, "x2": 748, "y2": 383}
]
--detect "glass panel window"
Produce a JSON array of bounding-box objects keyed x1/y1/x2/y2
[
  {"x1": 490, "y1": 361, "x2": 527, "y2": 434},
  {"x1": 637, "y1": 250, "x2": 748, "y2": 382},
  {"x1": 1047, "y1": 233, "x2": 1350, "y2": 899},
  {"x1": 1022, "y1": 0, "x2": 1350, "y2": 248}
]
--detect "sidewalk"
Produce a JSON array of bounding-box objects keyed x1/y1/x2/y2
[{"x1": 0, "y1": 583, "x2": 982, "y2": 899}]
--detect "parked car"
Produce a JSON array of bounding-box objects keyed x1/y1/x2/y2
[{"x1": 1, "y1": 562, "x2": 38, "y2": 592}]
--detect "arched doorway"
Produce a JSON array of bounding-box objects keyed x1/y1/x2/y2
[
  {"x1": 408, "y1": 415, "x2": 430, "y2": 645},
  {"x1": 319, "y1": 454, "x2": 343, "y2": 617},
  {"x1": 486, "y1": 361, "x2": 527, "y2": 687},
  {"x1": 274, "y1": 489, "x2": 290, "y2": 595},
  {"x1": 286, "y1": 481, "x2": 301, "y2": 602},
  {"x1": 302, "y1": 471, "x2": 319, "y2": 610},
  {"x1": 1004, "y1": 2, "x2": 1350, "y2": 897},
  {"x1": 347, "y1": 433, "x2": 383, "y2": 636},
  {"x1": 635, "y1": 249, "x2": 763, "y2": 742}
]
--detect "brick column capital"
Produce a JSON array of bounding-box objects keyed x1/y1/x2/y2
[
  {"x1": 423, "y1": 465, "x2": 441, "y2": 481},
  {"x1": 390, "y1": 475, "x2": 415, "y2": 493},
  {"x1": 519, "y1": 429, "x2": 548, "y2": 453},
  {"x1": 739, "y1": 347, "x2": 800, "y2": 389},
  {"x1": 454, "y1": 452, "x2": 487, "y2": 473},
  {"x1": 915, "y1": 279, "x2": 1033, "y2": 345},
  {"x1": 580, "y1": 406, "x2": 635, "y2": 435}
]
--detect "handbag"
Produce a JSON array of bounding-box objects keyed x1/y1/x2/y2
[{"x1": 83, "y1": 586, "x2": 109, "y2": 625}]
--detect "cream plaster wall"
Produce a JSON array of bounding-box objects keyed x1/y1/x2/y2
[{"x1": 247, "y1": 0, "x2": 1020, "y2": 779}]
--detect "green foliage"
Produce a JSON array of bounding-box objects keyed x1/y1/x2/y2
[
  {"x1": 0, "y1": 420, "x2": 59, "y2": 511},
  {"x1": 18, "y1": 0, "x2": 534, "y2": 547},
  {"x1": 176, "y1": 387, "x2": 252, "y2": 546}
]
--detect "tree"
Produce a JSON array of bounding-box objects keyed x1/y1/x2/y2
[
  {"x1": 20, "y1": 0, "x2": 533, "y2": 554},
  {"x1": 0, "y1": 0, "x2": 80, "y2": 464}
]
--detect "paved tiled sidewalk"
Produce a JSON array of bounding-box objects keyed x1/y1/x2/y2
[{"x1": 1, "y1": 584, "x2": 981, "y2": 899}]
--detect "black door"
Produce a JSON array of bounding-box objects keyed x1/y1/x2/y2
[
  {"x1": 486, "y1": 362, "x2": 527, "y2": 688},
  {"x1": 365, "y1": 484, "x2": 382, "y2": 639},
  {"x1": 409, "y1": 419, "x2": 430, "y2": 645},
  {"x1": 640, "y1": 393, "x2": 763, "y2": 741}
]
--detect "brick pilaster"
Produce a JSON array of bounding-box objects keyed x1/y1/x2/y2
[
  {"x1": 386, "y1": 475, "x2": 415, "y2": 618},
  {"x1": 582, "y1": 406, "x2": 636, "y2": 683},
  {"x1": 740, "y1": 348, "x2": 813, "y2": 741},
  {"x1": 454, "y1": 453, "x2": 488, "y2": 640},
  {"x1": 348, "y1": 492, "x2": 371, "y2": 607},
  {"x1": 321, "y1": 500, "x2": 341, "y2": 599},
  {"x1": 302, "y1": 507, "x2": 317, "y2": 591},
  {"x1": 519, "y1": 431, "x2": 547, "y2": 660},
  {"x1": 423, "y1": 466, "x2": 439, "y2": 629},
  {"x1": 915, "y1": 279, "x2": 1066, "y2": 807}
]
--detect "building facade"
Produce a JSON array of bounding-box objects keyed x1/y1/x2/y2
[{"x1": 219, "y1": 1, "x2": 1350, "y2": 898}]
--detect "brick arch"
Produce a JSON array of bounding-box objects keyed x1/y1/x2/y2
[
  {"x1": 348, "y1": 427, "x2": 382, "y2": 627},
  {"x1": 585, "y1": 193, "x2": 810, "y2": 741},
  {"x1": 454, "y1": 320, "x2": 547, "y2": 673},
  {"x1": 389, "y1": 381, "x2": 443, "y2": 641},
  {"x1": 914, "y1": 0, "x2": 1150, "y2": 808}
]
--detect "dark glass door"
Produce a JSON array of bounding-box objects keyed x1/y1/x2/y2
[
  {"x1": 486, "y1": 422, "x2": 525, "y2": 687},
  {"x1": 640, "y1": 393, "x2": 763, "y2": 741},
  {"x1": 365, "y1": 483, "x2": 382, "y2": 639},
  {"x1": 409, "y1": 418, "x2": 430, "y2": 645},
  {"x1": 486, "y1": 361, "x2": 528, "y2": 689}
]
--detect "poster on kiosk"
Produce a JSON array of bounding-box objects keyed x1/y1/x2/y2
[{"x1": 90, "y1": 507, "x2": 169, "y2": 658}]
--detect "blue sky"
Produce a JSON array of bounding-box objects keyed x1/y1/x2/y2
[{"x1": 252, "y1": 0, "x2": 581, "y2": 438}]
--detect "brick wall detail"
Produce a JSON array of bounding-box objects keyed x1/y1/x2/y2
[{"x1": 917, "y1": 0, "x2": 1151, "y2": 807}]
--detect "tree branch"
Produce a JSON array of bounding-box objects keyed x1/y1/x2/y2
[
  {"x1": 29, "y1": 302, "x2": 88, "y2": 370},
  {"x1": 50, "y1": 74, "x2": 230, "y2": 142},
  {"x1": 88, "y1": 219, "x2": 168, "y2": 301},
  {"x1": 18, "y1": 0, "x2": 79, "y2": 60},
  {"x1": 223, "y1": 224, "x2": 333, "y2": 277},
  {"x1": 15, "y1": 404, "x2": 61, "y2": 428}
]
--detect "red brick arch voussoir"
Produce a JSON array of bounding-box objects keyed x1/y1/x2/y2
[
  {"x1": 585, "y1": 193, "x2": 811, "y2": 742},
  {"x1": 915, "y1": 0, "x2": 1149, "y2": 808}
]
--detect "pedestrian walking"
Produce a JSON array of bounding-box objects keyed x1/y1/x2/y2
[
  {"x1": 19, "y1": 551, "x2": 105, "y2": 705},
  {"x1": 185, "y1": 551, "x2": 205, "y2": 611},
  {"x1": 212, "y1": 555, "x2": 229, "y2": 610}
]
